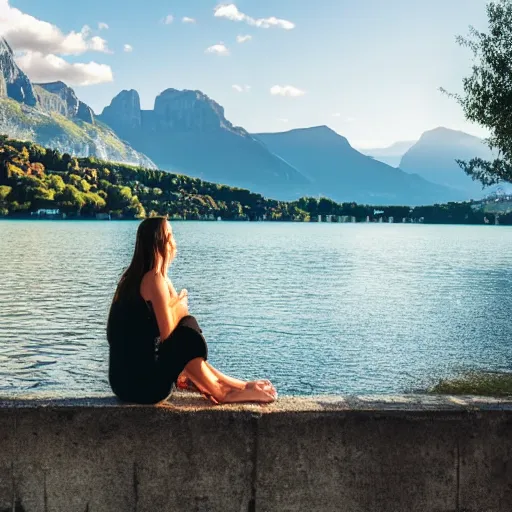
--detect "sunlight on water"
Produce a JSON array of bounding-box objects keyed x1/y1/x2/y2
[{"x1": 0, "y1": 220, "x2": 511, "y2": 397}]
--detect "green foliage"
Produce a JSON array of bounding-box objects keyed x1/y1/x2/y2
[
  {"x1": 0, "y1": 185, "x2": 12, "y2": 200},
  {"x1": 428, "y1": 371, "x2": 512, "y2": 397},
  {"x1": 443, "y1": 0, "x2": 512, "y2": 184},
  {"x1": 0, "y1": 135, "x2": 508, "y2": 223}
]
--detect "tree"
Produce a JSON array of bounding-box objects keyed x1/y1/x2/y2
[
  {"x1": 55, "y1": 184, "x2": 86, "y2": 214},
  {"x1": 0, "y1": 185, "x2": 11, "y2": 201},
  {"x1": 443, "y1": 0, "x2": 512, "y2": 185}
]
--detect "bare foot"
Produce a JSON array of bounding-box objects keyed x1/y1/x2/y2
[
  {"x1": 246, "y1": 380, "x2": 277, "y2": 398},
  {"x1": 222, "y1": 383, "x2": 276, "y2": 404}
]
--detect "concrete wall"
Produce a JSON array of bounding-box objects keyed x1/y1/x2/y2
[{"x1": 0, "y1": 393, "x2": 511, "y2": 512}]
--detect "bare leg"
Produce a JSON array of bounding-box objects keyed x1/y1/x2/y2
[
  {"x1": 183, "y1": 358, "x2": 276, "y2": 404},
  {"x1": 204, "y1": 362, "x2": 276, "y2": 397},
  {"x1": 177, "y1": 365, "x2": 275, "y2": 395},
  {"x1": 182, "y1": 358, "x2": 228, "y2": 403}
]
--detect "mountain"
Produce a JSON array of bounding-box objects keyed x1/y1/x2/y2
[
  {"x1": 34, "y1": 81, "x2": 94, "y2": 124},
  {"x1": 399, "y1": 127, "x2": 493, "y2": 198},
  {"x1": 255, "y1": 126, "x2": 459, "y2": 206},
  {"x1": 99, "y1": 88, "x2": 309, "y2": 200},
  {"x1": 362, "y1": 140, "x2": 417, "y2": 168},
  {"x1": 0, "y1": 38, "x2": 155, "y2": 168}
]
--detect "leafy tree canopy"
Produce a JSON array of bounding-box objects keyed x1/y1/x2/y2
[{"x1": 443, "y1": 0, "x2": 512, "y2": 185}]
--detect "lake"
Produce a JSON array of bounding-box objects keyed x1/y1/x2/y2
[{"x1": 0, "y1": 220, "x2": 511, "y2": 397}]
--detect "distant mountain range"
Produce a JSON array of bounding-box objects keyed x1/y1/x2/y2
[
  {"x1": 362, "y1": 141, "x2": 417, "y2": 168},
  {"x1": 398, "y1": 127, "x2": 494, "y2": 199},
  {"x1": 255, "y1": 127, "x2": 456, "y2": 205},
  {"x1": 98, "y1": 89, "x2": 308, "y2": 200},
  {"x1": 0, "y1": 35, "x2": 499, "y2": 205}
]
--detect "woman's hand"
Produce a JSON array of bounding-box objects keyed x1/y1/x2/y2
[
  {"x1": 169, "y1": 289, "x2": 189, "y2": 321},
  {"x1": 178, "y1": 289, "x2": 188, "y2": 310}
]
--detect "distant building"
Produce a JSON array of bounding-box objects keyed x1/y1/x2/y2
[
  {"x1": 318, "y1": 215, "x2": 322, "y2": 222},
  {"x1": 325, "y1": 215, "x2": 334, "y2": 222},
  {"x1": 95, "y1": 213, "x2": 111, "y2": 220},
  {"x1": 338, "y1": 215, "x2": 356, "y2": 223},
  {"x1": 388, "y1": 216, "x2": 394, "y2": 223},
  {"x1": 31, "y1": 208, "x2": 60, "y2": 217}
]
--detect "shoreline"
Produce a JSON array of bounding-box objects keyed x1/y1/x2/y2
[{"x1": 0, "y1": 216, "x2": 510, "y2": 226}]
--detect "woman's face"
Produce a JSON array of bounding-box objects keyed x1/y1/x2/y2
[{"x1": 165, "y1": 221, "x2": 177, "y2": 260}]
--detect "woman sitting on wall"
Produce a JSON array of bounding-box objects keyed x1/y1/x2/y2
[{"x1": 107, "y1": 217, "x2": 277, "y2": 405}]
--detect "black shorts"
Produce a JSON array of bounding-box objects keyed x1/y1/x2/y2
[{"x1": 112, "y1": 315, "x2": 208, "y2": 405}]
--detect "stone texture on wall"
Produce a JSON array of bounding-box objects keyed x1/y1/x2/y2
[{"x1": 0, "y1": 393, "x2": 511, "y2": 512}]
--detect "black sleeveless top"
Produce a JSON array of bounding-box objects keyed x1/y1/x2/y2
[
  {"x1": 106, "y1": 294, "x2": 161, "y2": 399},
  {"x1": 106, "y1": 292, "x2": 208, "y2": 404}
]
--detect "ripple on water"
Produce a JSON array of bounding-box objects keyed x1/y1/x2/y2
[{"x1": 1, "y1": 221, "x2": 512, "y2": 397}]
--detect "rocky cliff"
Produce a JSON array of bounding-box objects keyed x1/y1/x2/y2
[
  {"x1": 99, "y1": 88, "x2": 309, "y2": 199},
  {"x1": 0, "y1": 38, "x2": 36, "y2": 106},
  {"x1": 34, "y1": 81, "x2": 94, "y2": 123},
  {"x1": 0, "y1": 37, "x2": 155, "y2": 168},
  {"x1": 100, "y1": 89, "x2": 141, "y2": 130}
]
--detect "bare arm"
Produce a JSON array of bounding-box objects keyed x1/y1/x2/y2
[
  {"x1": 166, "y1": 276, "x2": 179, "y2": 298},
  {"x1": 146, "y1": 273, "x2": 188, "y2": 340}
]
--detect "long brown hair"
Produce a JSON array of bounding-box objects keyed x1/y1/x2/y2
[{"x1": 113, "y1": 217, "x2": 175, "y2": 303}]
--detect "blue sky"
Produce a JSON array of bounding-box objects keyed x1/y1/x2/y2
[{"x1": 4, "y1": 0, "x2": 491, "y2": 147}]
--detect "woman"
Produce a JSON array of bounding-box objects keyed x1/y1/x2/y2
[{"x1": 107, "y1": 217, "x2": 277, "y2": 405}]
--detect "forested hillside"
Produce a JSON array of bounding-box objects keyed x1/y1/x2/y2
[{"x1": 0, "y1": 136, "x2": 507, "y2": 225}]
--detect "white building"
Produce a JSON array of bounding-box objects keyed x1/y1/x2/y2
[{"x1": 32, "y1": 209, "x2": 60, "y2": 216}]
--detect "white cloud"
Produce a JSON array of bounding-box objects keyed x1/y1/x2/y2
[
  {"x1": 89, "y1": 35, "x2": 110, "y2": 53},
  {"x1": 232, "y1": 84, "x2": 250, "y2": 92},
  {"x1": 0, "y1": 0, "x2": 111, "y2": 55},
  {"x1": 163, "y1": 15, "x2": 174, "y2": 24},
  {"x1": 236, "y1": 34, "x2": 252, "y2": 43},
  {"x1": 16, "y1": 51, "x2": 113, "y2": 86},
  {"x1": 278, "y1": 118, "x2": 289, "y2": 123},
  {"x1": 214, "y1": 4, "x2": 294, "y2": 30},
  {"x1": 270, "y1": 85, "x2": 305, "y2": 97},
  {"x1": 332, "y1": 113, "x2": 341, "y2": 117},
  {"x1": 123, "y1": 44, "x2": 133, "y2": 53},
  {"x1": 205, "y1": 43, "x2": 230, "y2": 56},
  {"x1": 182, "y1": 17, "x2": 196, "y2": 24},
  {"x1": 98, "y1": 22, "x2": 109, "y2": 30}
]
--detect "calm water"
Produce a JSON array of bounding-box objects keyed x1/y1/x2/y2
[{"x1": 0, "y1": 220, "x2": 511, "y2": 397}]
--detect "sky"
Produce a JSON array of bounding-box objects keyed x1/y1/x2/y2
[{"x1": 1, "y1": 0, "x2": 492, "y2": 148}]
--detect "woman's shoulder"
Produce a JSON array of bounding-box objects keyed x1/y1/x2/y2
[{"x1": 140, "y1": 271, "x2": 168, "y2": 300}]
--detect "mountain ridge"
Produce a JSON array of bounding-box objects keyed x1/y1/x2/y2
[
  {"x1": 0, "y1": 37, "x2": 155, "y2": 168},
  {"x1": 98, "y1": 88, "x2": 310, "y2": 199},
  {"x1": 255, "y1": 126, "x2": 459, "y2": 205},
  {"x1": 399, "y1": 127, "x2": 493, "y2": 197}
]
